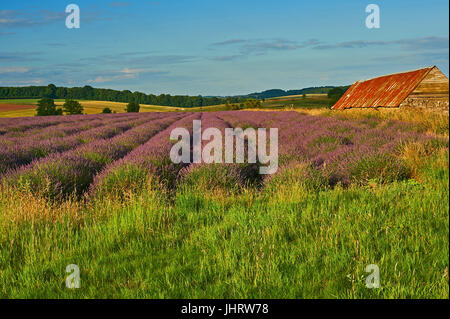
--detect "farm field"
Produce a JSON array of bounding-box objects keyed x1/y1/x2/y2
[
  {"x1": 0, "y1": 109, "x2": 448, "y2": 298},
  {"x1": 0, "y1": 99, "x2": 190, "y2": 118},
  {"x1": 0, "y1": 94, "x2": 333, "y2": 118},
  {"x1": 260, "y1": 94, "x2": 331, "y2": 109}
]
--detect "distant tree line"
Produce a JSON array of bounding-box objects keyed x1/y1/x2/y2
[
  {"x1": 0, "y1": 84, "x2": 245, "y2": 107},
  {"x1": 246, "y1": 86, "x2": 350, "y2": 99}
]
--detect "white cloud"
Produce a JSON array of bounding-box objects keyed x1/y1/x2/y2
[
  {"x1": 88, "y1": 68, "x2": 166, "y2": 83},
  {"x1": 0, "y1": 78, "x2": 42, "y2": 86},
  {"x1": 0, "y1": 66, "x2": 30, "y2": 74},
  {"x1": 120, "y1": 68, "x2": 146, "y2": 74}
]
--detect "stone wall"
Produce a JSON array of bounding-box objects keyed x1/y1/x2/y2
[{"x1": 400, "y1": 95, "x2": 449, "y2": 113}]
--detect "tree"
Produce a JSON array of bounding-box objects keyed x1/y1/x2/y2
[
  {"x1": 63, "y1": 99, "x2": 83, "y2": 115},
  {"x1": 44, "y1": 84, "x2": 57, "y2": 98},
  {"x1": 242, "y1": 98, "x2": 261, "y2": 109},
  {"x1": 126, "y1": 102, "x2": 140, "y2": 113},
  {"x1": 328, "y1": 87, "x2": 347, "y2": 107},
  {"x1": 102, "y1": 107, "x2": 112, "y2": 114},
  {"x1": 36, "y1": 97, "x2": 63, "y2": 116},
  {"x1": 327, "y1": 87, "x2": 345, "y2": 99}
]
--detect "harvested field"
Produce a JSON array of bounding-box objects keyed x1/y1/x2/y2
[{"x1": 0, "y1": 104, "x2": 35, "y2": 112}]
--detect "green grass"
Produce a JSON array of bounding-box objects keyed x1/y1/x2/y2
[
  {"x1": 261, "y1": 94, "x2": 331, "y2": 110},
  {"x1": 0, "y1": 148, "x2": 448, "y2": 298}
]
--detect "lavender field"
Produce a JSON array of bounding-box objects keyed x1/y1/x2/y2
[
  {"x1": 0, "y1": 110, "x2": 448, "y2": 298},
  {"x1": 1, "y1": 111, "x2": 442, "y2": 198}
]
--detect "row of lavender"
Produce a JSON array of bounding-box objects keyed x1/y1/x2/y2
[
  {"x1": 0, "y1": 113, "x2": 133, "y2": 135},
  {"x1": 4, "y1": 113, "x2": 185, "y2": 199},
  {"x1": 217, "y1": 111, "x2": 441, "y2": 188},
  {"x1": 0, "y1": 113, "x2": 142, "y2": 148},
  {"x1": 90, "y1": 113, "x2": 202, "y2": 197},
  {"x1": 0, "y1": 113, "x2": 138, "y2": 141},
  {"x1": 176, "y1": 112, "x2": 264, "y2": 194},
  {"x1": 0, "y1": 113, "x2": 162, "y2": 174}
]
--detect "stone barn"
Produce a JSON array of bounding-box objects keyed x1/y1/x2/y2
[{"x1": 332, "y1": 66, "x2": 449, "y2": 112}]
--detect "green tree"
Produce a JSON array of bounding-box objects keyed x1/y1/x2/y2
[
  {"x1": 328, "y1": 87, "x2": 346, "y2": 107},
  {"x1": 327, "y1": 87, "x2": 345, "y2": 99},
  {"x1": 126, "y1": 102, "x2": 140, "y2": 113},
  {"x1": 102, "y1": 107, "x2": 112, "y2": 114},
  {"x1": 36, "y1": 98, "x2": 63, "y2": 116},
  {"x1": 242, "y1": 98, "x2": 261, "y2": 109},
  {"x1": 63, "y1": 99, "x2": 83, "y2": 115},
  {"x1": 44, "y1": 84, "x2": 57, "y2": 98}
]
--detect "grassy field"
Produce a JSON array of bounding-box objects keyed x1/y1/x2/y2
[
  {"x1": 260, "y1": 94, "x2": 331, "y2": 109},
  {"x1": 1, "y1": 162, "x2": 447, "y2": 298},
  {"x1": 0, "y1": 108, "x2": 448, "y2": 299}
]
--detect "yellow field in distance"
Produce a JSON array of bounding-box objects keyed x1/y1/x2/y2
[{"x1": 0, "y1": 100, "x2": 194, "y2": 118}]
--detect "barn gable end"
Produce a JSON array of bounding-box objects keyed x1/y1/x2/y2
[{"x1": 400, "y1": 67, "x2": 449, "y2": 111}]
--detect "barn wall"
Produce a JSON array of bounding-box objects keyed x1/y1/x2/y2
[
  {"x1": 400, "y1": 67, "x2": 449, "y2": 112},
  {"x1": 400, "y1": 95, "x2": 449, "y2": 112}
]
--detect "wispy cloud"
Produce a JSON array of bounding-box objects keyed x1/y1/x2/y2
[
  {"x1": 0, "y1": 78, "x2": 43, "y2": 86},
  {"x1": 0, "y1": 7, "x2": 104, "y2": 28},
  {"x1": 371, "y1": 51, "x2": 449, "y2": 63},
  {"x1": 210, "y1": 38, "x2": 321, "y2": 58},
  {"x1": 210, "y1": 55, "x2": 246, "y2": 62},
  {"x1": 0, "y1": 66, "x2": 30, "y2": 74},
  {"x1": 0, "y1": 64, "x2": 45, "y2": 86},
  {"x1": 396, "y1": 36, "x2": 449, "y2": 51},
  {"x1": 80, "y1": 53, "x2": 195, "y2": 67},
  {"x1": 212, "y1": 36, "x2": 448, "y2": 56},
  {"x1": 313, "y1": 36, "x2": 449, "y2": 51},
  {"x1": 0, "y1": 9, "x2": 64, "y2": 28},
  {"x1": 240, "y1": 38, "x2": 320, "y2": 54},
  {"x1": 0, "y1": 51, "x2": 42, "y2": 62},
  {"x1": 212, "y1": 39, "x2": 246, "y2": 46},
  {"x1": 87, "y1": 68, "x2": 168, "y2": 83}
]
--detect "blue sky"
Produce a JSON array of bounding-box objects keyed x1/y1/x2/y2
[{"x1": 0, "y1": 0, "x2": 448, "y2": 95}]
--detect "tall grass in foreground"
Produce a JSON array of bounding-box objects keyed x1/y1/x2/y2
[{"x1": 0, "y1": 144, "x2": 448, "y2": 298}]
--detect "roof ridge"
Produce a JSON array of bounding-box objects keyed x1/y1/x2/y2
[{"x1": 357, "y1": 66, "x2": 434, "y2": 83}]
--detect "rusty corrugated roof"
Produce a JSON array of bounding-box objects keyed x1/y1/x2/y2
[{"x1": 332, "y1": 66, "x2": 434, "y2": 110}]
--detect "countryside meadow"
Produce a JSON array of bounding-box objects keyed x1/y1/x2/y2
[{"x1": 0, "y1": 0, "x2": 448, "y2": 302}]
